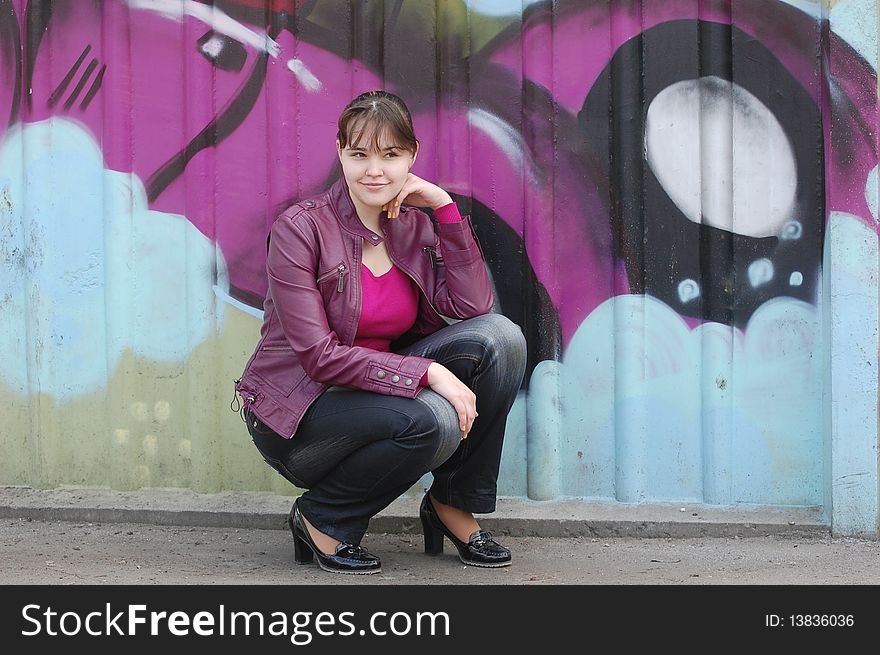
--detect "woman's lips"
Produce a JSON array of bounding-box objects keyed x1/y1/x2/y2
[{"x1": 362, "y1": 183, "x2": 388, "y2": 190}]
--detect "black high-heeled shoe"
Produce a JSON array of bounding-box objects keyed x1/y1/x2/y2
[
  {"x1": 419, "y1": 493, "x2": 511, "y2": 567},
  {"x1": 287, "y1": 501, "x2": 381, "y2": 575}
]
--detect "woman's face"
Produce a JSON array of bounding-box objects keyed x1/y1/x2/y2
[{"x1": 337, "y1": 125, "x2": 417, "y2": 218}]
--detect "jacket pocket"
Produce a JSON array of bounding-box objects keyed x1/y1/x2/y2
[
  {"x1": 248, "y1": 344, "x2": 307, "y2": 396},
  {"x1": 316, "y1": 262, "x2": 347, "y2": 293}
]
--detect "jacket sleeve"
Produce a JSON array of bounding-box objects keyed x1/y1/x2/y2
[
  {"x1": 429, "y1": 214, "x2": 495, "y2": 318},
  {"x1": 267, "y1": 213, "x2": 433, "y2": 397}
]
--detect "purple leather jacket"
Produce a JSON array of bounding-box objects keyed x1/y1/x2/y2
[{"x1": 234, "y1": 177, "x2": 494, "y2": 439}]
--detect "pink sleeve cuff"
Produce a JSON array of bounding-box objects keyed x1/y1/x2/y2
[
  {"x1": 419, "y1": 369, "x2": 431, "y2": 386},
  {"x1": 434, "y1": 202, "x2": 463, "y2": 224}
]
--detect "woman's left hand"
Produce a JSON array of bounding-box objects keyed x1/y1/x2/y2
[{"x1": 384, "y1": 173, "x2": 453, "y2": 218}]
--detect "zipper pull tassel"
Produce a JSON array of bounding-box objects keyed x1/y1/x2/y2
[
  {"x1": 230, "y1": 379, "x2": 242, "y2": 413},
  {"x1": 337, "y1": 264, "x2": 345, "y2": 293},
  {"x1": 423, "y1": 247, "x2": 437, "y2": 269}
]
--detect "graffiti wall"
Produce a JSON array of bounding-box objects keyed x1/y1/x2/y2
[{"x1": 1, "y1": 0, "x2": 877, "y2": 532}]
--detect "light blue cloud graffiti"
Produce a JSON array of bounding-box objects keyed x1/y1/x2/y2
[
  {"x1": 463, "y1": 0, "x2": 545, "y2": 17},
  {"x1": 0, "y1": 118, "x2": 228, "y2": 399},
  {"x1": 516, "y1": 291, "x2": 826, "y2": 506}
]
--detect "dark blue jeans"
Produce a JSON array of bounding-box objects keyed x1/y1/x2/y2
[{"x1": 246, "y1": 313, "x2": 527, "y2": 544}]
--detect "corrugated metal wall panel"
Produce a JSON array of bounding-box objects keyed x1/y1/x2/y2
[{"x1": 0, "y1": 0, "x2": 877, "y2": 534}]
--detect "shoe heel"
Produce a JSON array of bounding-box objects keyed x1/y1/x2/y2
[
  {"x1": 289, "y1": 515, "x2": 314, "y2": 565},
  {"x1": 421, "y1": 515, "x2": 444, "y2": 555}
]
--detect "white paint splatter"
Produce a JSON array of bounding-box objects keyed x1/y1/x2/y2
[
  {"x1": 781, "y1": 221, "x2": 803, "y2": 240},
  {"x1": 127, "y1": 0, "x2": 281, "y2": 58},
  {"x1": 286, "y1": 59, "x2": 322, "y2": 92},
  {"x1": 678, "y1": 278, "x2": 701, "y2": 303},
  {"x1": 199, "y1": 35, "x2": 225, "y2": 59},
  {"x1": 789, "y1": 271, "x2": 804, "y2": 286},
  {"x1": 646, "y1": 76, "x2": 797, "y2": 237},
  {"x1": 748, "y1": 258, "x2": 775, "y2": 288}
]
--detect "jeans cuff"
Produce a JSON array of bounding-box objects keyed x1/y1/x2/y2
[
  {"x1": 429, "y1": 487, "x2": 496, "y2": 514},
  {"x1": 296, "y1": 498, "x2": 366, "y2": 545}
]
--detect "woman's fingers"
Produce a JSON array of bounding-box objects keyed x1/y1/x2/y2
[
  {"x1": 460, "y1": 393, "x2": 478, "y2": 440},
  {"x1": 387, "y1": 175, "x2": 451, "y2": 218},
  {"x1": 456, "y1": 403, "x2": 469, "y2": 437},
  {"x1": 427, "y1": 363, "x2": 478, "y2": 440},
  {"x1": 452, "y1": 397, "x2": 476, "y2": 440},
  {"x1": 386, "y1": 192, "x2": 402, "y2": 218},
  {"x1": 389, "y1": 196, "x2": 402, "y2": 218},
  {"x1": 386, "y1": 174, "x2": 413, "y2": 218}
]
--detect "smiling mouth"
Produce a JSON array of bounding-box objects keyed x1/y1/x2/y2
[{"x1": 362, "y1": 183, "x2": 388, "y2": 190}]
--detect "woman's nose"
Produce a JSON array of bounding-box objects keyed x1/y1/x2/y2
[{"x1": 364, "y1": 156, "x2": 384, "y2": 176}]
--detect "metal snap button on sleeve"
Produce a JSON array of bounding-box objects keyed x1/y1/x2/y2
[
  {"x1": 391, "y1": 375, "x2": 400, "y2": 383},
  {"x1": 376, "y1": 370, "x2": 386, "y2": 379}
]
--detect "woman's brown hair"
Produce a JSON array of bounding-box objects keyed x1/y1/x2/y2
[{"x1": 336, "y1": 90, "x2": 418, "y2": 154}]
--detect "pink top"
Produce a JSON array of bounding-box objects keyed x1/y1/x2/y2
[
  {"x1": 354, "y1": 264, "x2": 420, "y2": 352},
  {"x1": 353, "y1": 202, "x2": 463, "y2": 387}
]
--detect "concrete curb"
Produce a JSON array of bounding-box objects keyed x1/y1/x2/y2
[{"x1": 0, "y1": 486, "x2": 829, "y2": 539}]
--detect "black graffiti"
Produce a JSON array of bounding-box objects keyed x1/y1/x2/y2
[
  {"x1": 581, "y1": 20, "x2": 825, "y2": 326},
  {"x1": 0, "y1": 0, "x2": 21, "y2": 127}
]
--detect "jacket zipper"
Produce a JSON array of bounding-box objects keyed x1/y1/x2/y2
[
  {"x1": 337, "y1": 264, "x2": 346, "y2": 292},
  {"x1": 317, "y1": 263, "x2": 347, "y2": 292},
  {"x1": 352, "y1": 239, "x2": 363, "y2": 344},
  {"x1": 292, "y1": 243, "x2": 362, "y2": 438},
  {"x1": 260, "y1": 345, "x2": 292, "y2": 351},
  {"x1": 290, "y1": 251, "x2": 361, "y2": 439},
  {"x1": 388, "y1": 243, "x2": 443, "y2": 321},
  {"x1": 423, "y1": 246, "x2": 442, "y2": 269},
  {"x1": 288, "y1": 255, "x2": 355, "y2": 437}
]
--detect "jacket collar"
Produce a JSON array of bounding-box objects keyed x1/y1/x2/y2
[{"x1": 329, "y1": 177, "x2": 390, "y2": 244}]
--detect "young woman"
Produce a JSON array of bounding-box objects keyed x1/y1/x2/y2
[{"x1": 235, "y1": 90, "x2": 527, "y2": 575}]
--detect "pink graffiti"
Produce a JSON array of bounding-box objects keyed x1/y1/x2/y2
[{"x1": 1, "y1": 0, "x2": 876, "y2": 349}]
